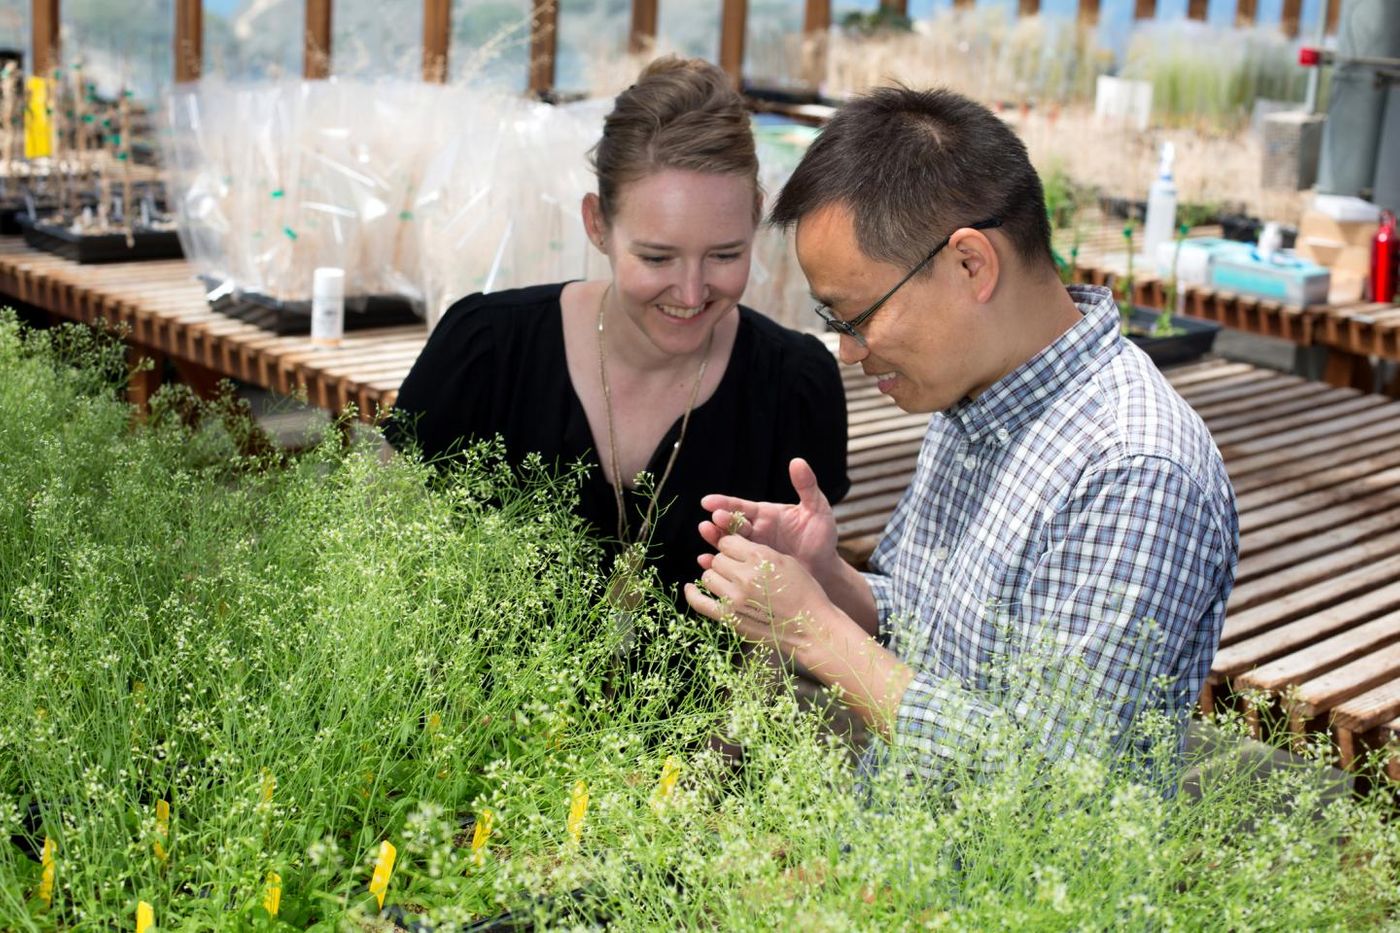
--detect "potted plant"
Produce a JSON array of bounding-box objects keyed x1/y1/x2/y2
[{"x1": 1116, "y1": 223, "x2": 1221, "y2": 368}]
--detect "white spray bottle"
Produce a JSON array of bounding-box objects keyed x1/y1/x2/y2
[{"x1": 1142, "y1": 141, "x2": 1178, "y2": 269}]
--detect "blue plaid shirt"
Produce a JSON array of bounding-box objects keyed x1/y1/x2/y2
[{"x1": 866, "y1": 285, "x2": 1238, "y2": 782}]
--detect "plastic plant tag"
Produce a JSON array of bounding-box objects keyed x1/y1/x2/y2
[
  {"x1": 136, "y1": 900, "x2": 154, "y2": 933},
  {"x1": 264, "y1": 871, "x2": 281, "y2": 916},
  {"x1": 470, "y1": 809, "x2": 493, "y2": 866},
  {"x1": 653, "y1": 756, "x2": 681, "y2": 810},
  {"x1": 567, "y1": 780, "x2": 589, "y2": 845},
  {"x1": 369, "y1": 840, "x2": 396, "y2": 910},
  {"x1": 154, "y1": 800, "x2": 170, "y2": 862},
  {"x1": 39, "y1": 836, "x2": 55, "y2": 906}
]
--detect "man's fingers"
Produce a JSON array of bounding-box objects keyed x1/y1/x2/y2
[
  {"x1": 700, "y1": 493, "x2": 759, "y2": 514},
  {"x1": 789, "y1": 457, "x2": 830, "y2": 513}
]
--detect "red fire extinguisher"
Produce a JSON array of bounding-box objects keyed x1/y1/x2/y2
[{"x1": 1374, "y1": 210, "x2": 1398, "y2": 304}]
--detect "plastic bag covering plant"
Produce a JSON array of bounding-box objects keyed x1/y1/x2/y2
[
  {"x1": 1, "y1": 311, "x2": 1398, "y2": 929},
  {"x1": 161, "y1": 79, "x2": 816, "y2": 334}
]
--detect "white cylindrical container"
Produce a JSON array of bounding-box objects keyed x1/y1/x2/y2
[
  {"x1": 310, "y1": 267, "x2": 345, "y2": 348},
  {"x1": 1257, "y1": 222, "x2": 1283, "y2": 262},
  {"x1": 1142, "y1": 142, "x2": 1178, "y2": 265}
]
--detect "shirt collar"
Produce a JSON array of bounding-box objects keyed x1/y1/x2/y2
[{"x1": 944, "y1": 285, "x2": 1120, "y2": 446}]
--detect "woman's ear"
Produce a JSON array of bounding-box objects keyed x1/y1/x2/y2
[
  {"x1": 582, "y1": 193, "x2": 608, "y2": 252},
  {"x1": 951, "y1": 227, "x2": 1000, "y2": 304}
]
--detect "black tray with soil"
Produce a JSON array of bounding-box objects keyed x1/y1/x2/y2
[
  {"x1": 203, "y1": 276, "x2": 421, "y2": 336},
  {"x1": 1123, "y1": 306, "x2": 1221, "y2": 368},
  {"x1": 17, "y1": 213, "x2": 184, "y2": 263}
]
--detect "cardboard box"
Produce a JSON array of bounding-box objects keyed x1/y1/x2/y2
[{"x1": 1295, "y1": 208, "x2": 1377, "y2": 277}]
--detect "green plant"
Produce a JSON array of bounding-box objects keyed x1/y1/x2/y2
[
  {"x1": 1153, "y1": 223, "x2": 1191, "y2": 338},
  {"x1": 1, "y1": 310, "x2": 1398, "y2": 929}
]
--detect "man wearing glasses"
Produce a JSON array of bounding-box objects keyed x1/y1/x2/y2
[{"x1": 685, "y1": 87, "x2": 1238, "y2": 783}]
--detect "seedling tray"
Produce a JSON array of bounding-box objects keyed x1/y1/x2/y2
[
  {"x1": 1124, "y1": 307, "x2": 1221, "y2": 369},
  {"x1": 203, "y1": 277, "x2": 420, "y2": 336},
  {"x1": 17, "y1": 214, "x2": 184, "y2": 263}
]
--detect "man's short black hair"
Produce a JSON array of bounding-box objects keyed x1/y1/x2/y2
[{"x1": 770, "y1": 86, "x2": 1053, "y2": 272}]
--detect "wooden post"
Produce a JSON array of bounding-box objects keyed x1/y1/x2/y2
[
  {"x1": 630, "y1": 0, "x2": 658, "y2": 55},
  {"x1": 1325, "y1": 0, "x2": 1339, "y2": 35},
  {"x1": 719, "y1": 0, "x2": 747, "y2": 90},
  {"x1": 1133, "y1": 0, "x2": 1155, "y2": 20},
  {"x1": 174, "y1": 0, "x2": 202, "y2": 83},
  {"x1": 801, "y1": 0, "x2": 829, "y2": 88},
  {"x1": 879, "y1": 0, "x2": 907, "y2": 13},
  {"x1": 1281, "y1": 0, "x2": 1302, "y2": 38},
  {"x1": 1235, "y1": 0, "x2": 1257, "y2": 28},
  {"x1": 953, "y1": 0, "x2": 974, "y2": 8},
  {"x1": 1018, "y1": 0, "x2": 1040, "y2": 15},
  {"x1": 528, "y1": 0, "x2": 557, "y2": 95},
  {"x1": 1186, "y1": 0, "x2": 1207, "y2": 20},
  {"x1": 423, "y1": 0, "x2": 450, "y2": 82},
  {"x1": 33, "y1": 0, "x2": 61, "y2": 76},
  {"x1": 304, "y1": 0, "x2": 332, "y2": 79},
  {"x1": 1078, "y1": 0, "x2": 1100, "y2": 27}
]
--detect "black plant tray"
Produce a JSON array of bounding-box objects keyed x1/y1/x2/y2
[
  {"x1": 1124, "y1": 307, "x2": 1221, "y2": 368},
  {"x1": 17, "y1": 213, "x2": 183, "y2": 263},
  {"x1": 203, "y1": 277, "x2": 420, "y2": 336}
]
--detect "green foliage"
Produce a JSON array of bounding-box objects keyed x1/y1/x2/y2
[
  {"x1": 1, "y1": 310, "x2": 1397, "y2": 929},
  {"x1": 838, "y1": 9, "x2": 913, "y2": 35}
]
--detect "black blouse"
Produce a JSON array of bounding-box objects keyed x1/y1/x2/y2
[{"x1": 385, "y1": 283, "x2": 850, "y2": 598}]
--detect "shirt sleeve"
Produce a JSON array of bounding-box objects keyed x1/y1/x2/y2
[
  {"x1": 383, "y1": 295, "x2": 499, "y2": 462},
  {"x1": 888, "y1": 455, "x2": 1235, "y2": 783}
]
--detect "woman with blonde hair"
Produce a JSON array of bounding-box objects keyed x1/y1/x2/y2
[{"x1": 387, "y1": 56, "x2": 848, "y2": 602}]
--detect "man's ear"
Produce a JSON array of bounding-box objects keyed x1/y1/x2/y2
[
  {"x1": 582, "y1": 193, "x2": 608, "y2": 251},
  {"x1": 951, "y1": 227, "x2": 999, "y2": 304}
]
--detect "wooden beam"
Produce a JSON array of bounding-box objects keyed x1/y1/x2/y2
[
  {"x1": 629, "y1": 0, "x2": 658, "y2": 55},
  {"x1": 1235, "y1": 0, "x2": 1257, "y2": 27},
  {"x1": 1281, "y1": 0, "x2": 1302, "y2": 38},
  {"x1": 1186, "y1": 0, "x2": 1207, "y2": 20},
  {"x1": 528, "y1": 0, "x2": 557, "y2": 95},
  {"x1": 802, "y1": 0, "x2": 829, "y2": 87},
  {"x1": 1078, "y1": 0, "x2": 1100, "y2": 26},
  {"x1": 1325, "y1": 0, "x2": 1339, "y2": 35},
  {"x1": 1018, "y1": 0, "x2": 1041, "y2": 15},
  {"x1": 719, "y1": 0, "x2": 747, "y2": 89},
  {"x1": 423, "y1": 0, "x2": 449, "y2": 82},
  {"x1": 1134, "y1": 0, "x2": 1155, "y2": 19},
  {"x1": 33, "y1": 0, "x2": 61, "y2": 76},
  {"x1": 174, "y1": 0, "x2": 202, "y2": 83},
  {"x1": 304, "y1": 0, "x2": 331, "y2": 79}
]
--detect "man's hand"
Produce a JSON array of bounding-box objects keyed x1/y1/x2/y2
[
  {"x1": 684, "y1": 534, "x2": 914, "y2": 737},
  {"x1": 697, "y1": 458, "x2": 839, "y2": 580}
]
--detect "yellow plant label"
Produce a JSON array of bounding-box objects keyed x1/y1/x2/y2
[
  {"x1": 369, "y1": 840, "x2": 396, "y2": 910},
  {"x1": 136, "y1": 900, "x2": 154, "y2": 933},
  {"x1": 653, "y1": 756, "x2": 681, "y2": 808},
  {"x1": 259, "y1": 769, "x2": 275, "y2": 804},
  {"x1": 263, "y1": 871, "x2": 281, "y2": 916},
  {"x1": 567, "y1": 780, "x2": 589, "y2": 845},
  {"x1": 24, "y1": 77, "x2": 51, "y2": 159},
  {"x1": 154, "y1": 800, "x2": 170, "y2": 862},
  {"x1": 470, "y1": 809, "x2": 493, "y2": 866},
  {"x1": 38, "y1": 836, "x2": 55, "y2": 906}
]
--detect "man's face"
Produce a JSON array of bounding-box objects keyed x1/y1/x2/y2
[{"x1": 795, "y1": 202, "x2": 990, "y2": 414}]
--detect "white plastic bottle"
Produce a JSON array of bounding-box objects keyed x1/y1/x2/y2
[
  {"x1": 1142, "y1": 141, "x2": 1178, "y2": 268},
  {"x1": 310, "y1": 267, "x2": 345, "y2": 349}
]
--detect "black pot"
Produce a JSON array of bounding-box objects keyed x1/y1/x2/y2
[{"x1": 1122, "y1": 306, "x2": 1221, "y2": 368}]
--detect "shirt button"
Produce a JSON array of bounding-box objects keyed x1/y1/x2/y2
[
  {"x1": 996, "y1": 428, "x2": 1010, "y2": 444},
  {"x1": 963, "y1": 455, "x2": 976, "y2": 470},
  {"x1": 934, "y1": 547, "x2": 949, "y2": 561}
]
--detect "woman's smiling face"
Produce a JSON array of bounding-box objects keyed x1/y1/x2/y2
[{"x1": 587, "y1": 168, "x2": 758, "y2": 358}]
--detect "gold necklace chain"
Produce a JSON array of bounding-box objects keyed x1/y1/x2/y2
[{"x1": 596, "y1": 284, "x2": 714, "y2": 547}]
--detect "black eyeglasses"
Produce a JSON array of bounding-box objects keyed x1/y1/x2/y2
[{"x1": 812, "y1": 218, "x2": 1002, "y2": 347}]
